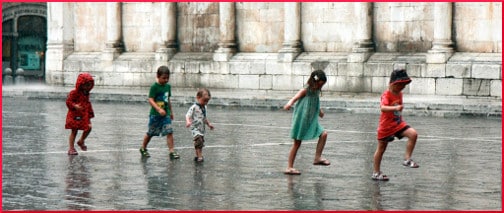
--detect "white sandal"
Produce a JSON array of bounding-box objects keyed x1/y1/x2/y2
[
  {"x1": 371, "y1": 171, "x2": 389, "y2": 181},
  {"x1": 403, "y1": 159, "x2": 420, "y2": 168}
]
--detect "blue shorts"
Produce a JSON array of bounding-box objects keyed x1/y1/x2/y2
[{"x1": 146, "y1": 115, "x2": 173, "y2": 137}]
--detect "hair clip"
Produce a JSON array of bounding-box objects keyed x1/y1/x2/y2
[{"x1": 314, "y1": 75, "x2": 319, "y2": 81}]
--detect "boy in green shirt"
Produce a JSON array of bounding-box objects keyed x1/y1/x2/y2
[{"x1": 140, "y1": 65, "x2": 180, "y2": 160}]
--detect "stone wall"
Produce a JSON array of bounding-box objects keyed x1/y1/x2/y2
[
  {"x1": 46, "y1": 2, "x2": 502, "y2": 98},
  {"x1": 374, "y1": 3, "x2": 433, "y2": 52},
  {"x1": 177, "y1": 2, "x2": 220, "y2": 52},
  {"x1": 236, "y1": 2, "x2": 285, "y2": 52},
  {"x1": 454, "y1": 2, "x2": 502, "y2": 52}
]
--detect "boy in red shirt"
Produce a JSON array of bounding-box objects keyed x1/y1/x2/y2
[{"x1": 372, "y1": 69, "x2": 419, "y2": 181}]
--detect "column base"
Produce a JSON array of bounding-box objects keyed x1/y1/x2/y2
[
  {"x1": 347, "y1": 51, "x2": 373, "y2": 63},
  {"x1": 278, "y1": 46, "x2": 302, "y2": 62},
  {"x1": 427, "y1": 50, "x2": 454, "y2": 63},
  {"x1": 278, "y1": 51, "x2": 301, "y2": 62},
  {"x1": 102, "y1": 48, "x2": 122, "y2": 61},
  {"x1": 155, "y1": 48, "x2": 177, "y2": 61},
  {"x1": 348, "y1": 40, "x2": 374, "y2": 62},
  {"x1": 213, "y1": 48, "x2": 236, "y2": 62},
  {"x1": 278, "y1": 40, "x2": 302, "y2": 62}
]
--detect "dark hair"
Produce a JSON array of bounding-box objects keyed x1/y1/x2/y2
[
  {"x1": 389, "y1": 69, "x2": 411, "y2": 85},
  {"x1": 307, "y1": 70, "x2": 327, "y2": 88},
  {"x1": 157, "y1": 66, "x2": 170, "y2": 77},
  {"x1": 197, "y1": 88, "x2": 211, "y2": 98}
]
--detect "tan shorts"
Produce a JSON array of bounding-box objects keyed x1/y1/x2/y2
[{"x1": 194, "y1": 135, "x2": 205, "y2": 149}]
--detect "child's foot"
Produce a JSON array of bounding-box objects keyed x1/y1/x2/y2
[
  {"x1": 68, "y1": 148, "x2": 78, "y2": 155},
  {"x1": 77, "y1": 140, "x2": 87, "y2": 151},
  {"x1": 402, "y1": 159, "x2": 419, "y2": 168},
  {"x1": 169, "y1": 151, "x2": 180, "y2": 160},
  {"x1": 194, "y1": 157, "x2": 204, "y2": 162},
  {"x1": 313, "y1": 158, "x2": 331, "y2": 166},
  {"x1": 139, "y1": 148, "x2": 150, "y2": 157},
  {"x1": 284, "y1": 168, "x2": 301, "y2": 175},
  {"x1": 371, "y1": 171, "x2": 389, "y2": 181}
]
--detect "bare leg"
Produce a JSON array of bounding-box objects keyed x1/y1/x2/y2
[
  {"x1": 314, "y1": 131, "x2": 328, "y2": 162},
  {"x1": 77, "y1": 126, "x2": 92, "y2": 145},
  {"x1": 196, "y1": 148, "x2": 203, "y2": 159},
  {"x1": 402, "y1": 128, "x2": 418, "y2": 160},
  {"x1": 287, "y1": 140, "x2": 302, "y2": 169},
  {"x1": 69, "y1": 129, "x2": 78, "y2": 150},
  {"x1": 142, "y1": 134, "x2": 152, "y2": 149},
  {"x1": 373, "y1": 140, "x2": 388, "y2": 173},
  {"x1": 167, "y1": 133, "x2": 175, "y2": 153}
]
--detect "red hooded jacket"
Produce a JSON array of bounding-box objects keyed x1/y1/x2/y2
[{"x1": 65, "y1": 73, "x2": 95, "y2": 131}]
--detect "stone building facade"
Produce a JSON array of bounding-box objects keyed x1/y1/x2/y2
[{"x1": 44, "y1": 2, "x2": 502, "y2": 97}]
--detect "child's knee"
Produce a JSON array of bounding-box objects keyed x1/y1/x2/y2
[
  {"x1": 320, "y1": 131, "x2": 328, "y2": 139},
  {"x1": 406, "y1": 128, "x2": 418, "y2": 140}
]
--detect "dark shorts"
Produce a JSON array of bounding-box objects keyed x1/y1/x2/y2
[
  {"x1": 194, "y1": 135, "x2": 205, "y2": 149},
  {"x1": 146, "y1": 115, "x2": 173, "y2": 137},
  {"x1": 379, "y1": 125, "x2": 410, "y2": 142}
]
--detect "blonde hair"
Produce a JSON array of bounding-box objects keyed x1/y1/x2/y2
[{"x1": 196, "y1": 88, "x2": 211, "y2": 98}]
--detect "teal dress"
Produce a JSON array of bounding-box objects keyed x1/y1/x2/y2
[{"x1": 290, "y1": 86, "x2": 324, "y2": 140}]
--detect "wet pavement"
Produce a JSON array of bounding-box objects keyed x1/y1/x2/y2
[{"x1": 2, "y1": 97, "x2": 502, "y2": 210}]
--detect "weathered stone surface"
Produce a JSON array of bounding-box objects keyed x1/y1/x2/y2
[{"x1": 37, "y1": 2, "x2": 502, "y2": 99}]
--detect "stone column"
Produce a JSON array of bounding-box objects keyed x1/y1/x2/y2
[
  {"x1": 102, "y1": 2, "x2": 124, "y2": 61},
  {"x1": 156, "y1": 2, "x2": 178, "y2": 61},
  {"x1": 213, "y1": 2, "x2": 237, "y2": 62},
  {"x1": 427, "y1": 2, "x2": 454, "y2": 63},
  {"x1": 278, "y1": 2, "x2": 302, "y2": 62},
  {"x1": 46, "y1": 2, "x2": 74, "y2": 84},
  {"x1": 348, "y1": 2, "x2": 374, "y2": 63}
]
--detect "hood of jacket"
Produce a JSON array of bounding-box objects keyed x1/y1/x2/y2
[{"x1": 75, "y1": 72, "x2": 94, "y2": 93}]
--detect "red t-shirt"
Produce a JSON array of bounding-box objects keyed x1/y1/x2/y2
[{"x1": 377, "y1": 90, "x2": 408, "y2": 139}]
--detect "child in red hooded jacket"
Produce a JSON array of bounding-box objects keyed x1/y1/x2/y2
[{"x1": 65, "y1": 72, "x2": 95, "y2": 155}]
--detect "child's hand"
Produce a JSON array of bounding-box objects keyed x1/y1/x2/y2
[
  {"x1": 396, "y1": 105, "x2": 403, "y2": 111},
  {"x1": 208, "y1": 123, "x2": 215, "y2": 130},
  {"x1": 283, "y1": 103, "x2": 292, "y2": 110},
  {"x1": 185, "y1": 121, "x2": 191, "y2": 128},
  {"x1": 170, "y1": 112, "x2": 174, "y2": 120},
  {"x1": 158, "y1": 108, "x2": 166, "y2": 116},
  {"x1": 74, "y1": 104, "x2": 82, "y2": 111},
  {"x1": 319, "y1": 109, "x2": 325, "y2": 118}
]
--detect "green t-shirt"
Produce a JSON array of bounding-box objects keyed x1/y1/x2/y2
[{"x1": 148, "y1": 82, "x2": 171, "y2": 116}]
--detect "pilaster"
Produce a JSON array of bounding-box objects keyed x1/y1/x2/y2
[
  {"x1": 278, "y1": 2, "x2": 302, "y2": 62},
  {"x1": 102, "y1": 2, "x2": 124, "y2": 61},
  {"x1": 156, "y1": 2, "x2": 178, "y2": 61},
  {"x1": 427, "y1": 2, "x2": 454, "y2": 64},
  {"x1": 348, "y1": 3, "x2": 374, "y2": 63},
  {"x1": 214, "y1": 2, "x2": 237, "y2": 62},
  {"x1": 45, "y1": 2, "x2": 74, "y2": 84}
]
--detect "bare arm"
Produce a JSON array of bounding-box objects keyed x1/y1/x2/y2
[
  {"x1": 205, "y1": 119, "x2": 214, "y2": 130},
  {"x1": 168, "y1": 99, "x2": 174, "y2": 120},
  {"x1": 380, "y1": 105, "x2": 402, "y2": 112},
  {"x1": 283, "y1": 88, "x2": 307, "y2": 110},
  {"x1": 185, "y1": 115, "x2": 192, "y2": 128}
]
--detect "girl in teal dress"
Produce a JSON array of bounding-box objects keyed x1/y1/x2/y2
[{"x1": 283, "y1": 70, "x2": 330, "y2": 175}]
